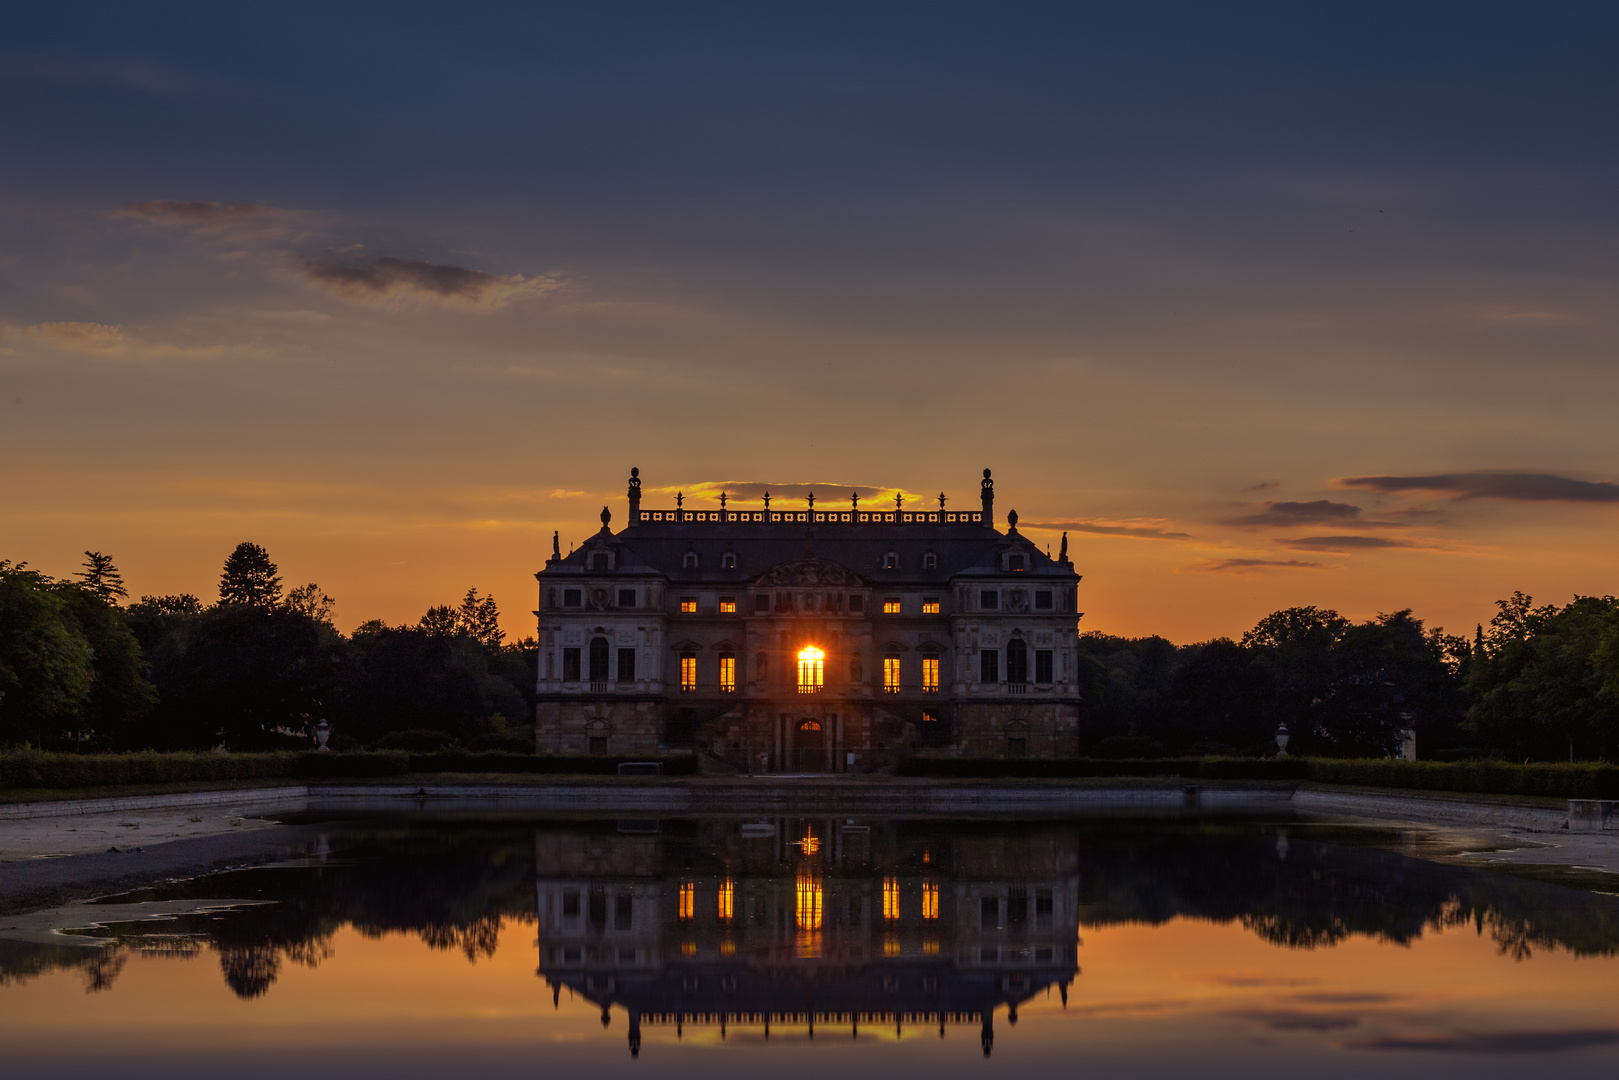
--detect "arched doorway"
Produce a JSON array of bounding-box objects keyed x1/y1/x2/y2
[{"x1": 793, "y1": 718, "x2": 828, "y2": 773}]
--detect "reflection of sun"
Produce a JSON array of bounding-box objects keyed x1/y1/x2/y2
[{"x1": 797, "y1": 827, "x2": 820, "y2": 855}]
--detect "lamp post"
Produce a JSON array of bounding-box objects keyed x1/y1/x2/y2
[{"x1": 1275, "y1": 722, "x2": 1289, "y2": 759}]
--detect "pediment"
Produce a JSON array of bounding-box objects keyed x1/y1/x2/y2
[{"x1": 756, "y1": 558, "x2": 864, "y2": 588}]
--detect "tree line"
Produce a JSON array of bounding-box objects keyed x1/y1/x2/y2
[
  {"x1": 1077, "y1": 597, "x2": 1619, "y2": 760},
  {"x1": 4, "y1": 545, "x2": 1617, "y2": 758},
  {"x1": 0, "y1": 545, "x2": 534, "y2": 752}
]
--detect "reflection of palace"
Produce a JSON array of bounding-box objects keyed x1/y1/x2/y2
[
  {"x1": 534, "y1": 468, "x2": 1083, "y2": 767},
  {"x1": 535, "y1": 820, "x2": 1080, "y2": 1057}
]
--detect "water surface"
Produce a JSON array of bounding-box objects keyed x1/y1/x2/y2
[{"x1": 3, "y1": 815, "x2": 1618, "y2": 1078}]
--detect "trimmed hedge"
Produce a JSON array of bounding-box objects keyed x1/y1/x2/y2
[
  {"x1": 0, "y1": 749, "x2": 697, "y2": 790},
  {"x1": 897, "y1": 756, "x2": 1619, "y2": 798}
]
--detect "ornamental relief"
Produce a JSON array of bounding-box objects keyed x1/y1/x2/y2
[{"x1": 756, "y1": 557, "x2": 865, "y2": 587}]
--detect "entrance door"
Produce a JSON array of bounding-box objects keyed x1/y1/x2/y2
[{"x1": 792, "y1": 719, "x2": 829, "y2": 772}]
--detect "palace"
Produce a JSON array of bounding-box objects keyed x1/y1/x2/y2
[{"x1": 534, "y1": 468, "x2": 1082, "y2": 768}]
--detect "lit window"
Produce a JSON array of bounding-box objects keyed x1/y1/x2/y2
[
  {"x1": 680, "y1": 597, "x2": 697, "y2": 613},
  {"x1": 796, "y1": 873, "x2": 822, "y2": 930},
  {"x1": 719, "y1": 597, "x2": 737, "y2": 613},
  {"x1": 719, "y1": 654, "x2": 736, "y2": 693},
  {"x1": 883, "y1": 656, "x2": 901, "y2": 693},
  {"x1": 797, "y1": 647, "x2": 824, "y2": 693},
  {"x1": 718, "y1": 878, "x2": 734, "y2": 921},
  {"x1": 884, "y1": 935, "x2": 901, "y2": 957},
  {"x1": 923, "y1": 882, "x2": 939, "y2": 920},
  {"x1": 922, "y1": 711, "x2": 938, "y2": 723},
  {"x1": 922, "y1": 598, "x2": 940, "y2": 614},
  {"x1": 679, "y1": 881, "x2": 695, "y2": 920},
  {"x1": 883, "y1": 876, "x2": 900, "y2": 920},
  {"x1": 922, "y1": 656, "x2": 939, "y2": 692},
  {"x1": 680, "y1": 654, "x2": 697, "y2": 692},
  {"x1": 883, "y1": 598, "x2": 901, "y2": 614}
]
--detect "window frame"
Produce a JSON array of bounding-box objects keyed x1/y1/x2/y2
[
  {"x1": 679, "y1": 653, "x2": 698, "y2": 693},
  {"x1": 980, "y1": 589, "x2": 998, "y2": 610},
  {"x1": 883, "y1": 655, "x2": 901, "y2": 694},
  {"x1": 1034, "y1": 590, "x2": 1053, "y2": 610},
  {"x1": 922, "y1": 655, "x2": 940, "y2": 692},
  {"x1": 563, "y1": 588, "x2": 583, "y2": 608},
  {"x1": 1035, "y1": 649, "x2": 1053, "y2": 684},
  {"x1": 562, "y1": 647, "x2": 581, "y2": 682},
  {"x1": 719, "y1": 597, "x2": 737, "y2": 614},
  {"x1": 921, "y1": 598, "x2": 940, "y2": 614},
  {"x1": 882, "y1": 597, "x2": 901, "y2": 615},
  {"x1": 679, "y1": 597, "x2": 698, "y2": 613},
  {"x1": 718, "y1": 653, "x2": 736, "y2": 693},
  {"x1": 617, "y1": 647, "x2": 637, "y2": 683},
  {"x1": 980, "y1": 649, "x2": 999, "y2": 684},
  {"x1": 617, "y1": 588, "x2": 637, "y2": 608}
]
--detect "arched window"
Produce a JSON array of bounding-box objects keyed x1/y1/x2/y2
[
  {"x1": 1006, "y1": 638, "x2": 1028, "y2": 684},
  {"x1": 588, "y1": 637, "x2": 610, "y2": 683}
]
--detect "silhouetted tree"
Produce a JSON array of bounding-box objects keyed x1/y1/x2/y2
[
  {"x1": 285, "y1": 582, "x2": 336, "y2": 624},
  {"x1": 218, "y1": 542, "x2": 282, "y2": 607},
  {"x1": 75, "y1": 551, "x2": 127, "y2": 603}
]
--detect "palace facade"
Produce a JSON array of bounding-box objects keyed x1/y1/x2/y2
[{"x1": 534, "y1": 468, "x2": 1082, "y2": 768}]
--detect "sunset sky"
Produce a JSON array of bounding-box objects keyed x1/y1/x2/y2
[{"x1": 4, "y1": 3, "x2": 1617, "y2": 643}]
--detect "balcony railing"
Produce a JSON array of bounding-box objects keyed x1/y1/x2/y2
[
  {"x1": 1007, "y1": 683, "x2": 1027, "y2": 694},
  {"x1": 797, "y1": 684, "x2": 821, "y2": 694},
  {"x1": 590, "y1": 681, "x2": 609, "y2": 694},
  {"x1": 637, "y1": 509, "x2": 984, "y2": 526},
  {"x1": 921, "y1": 685, "x2": 940, "y2": 694}
]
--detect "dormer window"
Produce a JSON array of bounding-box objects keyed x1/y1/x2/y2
[
  {"x1": 923, "y1": 552, "x2": 937, "y2": 569},
  {"x1": 683, "y1": 552, "x2": 699, "y2": 570},
  {"x1": 590, "y1": 552, "x2": 610, "y2": 571},
  {"x1": 1007, "y1": 553, "x2": 1026, "y2": 572},
  {"x1": 883, "y1": 552, "x2": 899, "y2": 569},
  {"x1": 721, "y1": 552, "x2": 737, "y2": 570}
]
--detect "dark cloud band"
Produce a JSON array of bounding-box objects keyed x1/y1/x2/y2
[
  {"x1": 1027, "y1": 520, "x2": 1192, "y2": 540},
  {"x1": 1338, "y1": 471, "x2": 1619, "y2": 503},
  {"x1": 1280, "y1": 535, "x2": 1412, "y2": 552}
]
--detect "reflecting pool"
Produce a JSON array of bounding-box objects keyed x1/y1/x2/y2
[{"x1": 4, "y1": 816, "x2": 1619, "y2": 1078}]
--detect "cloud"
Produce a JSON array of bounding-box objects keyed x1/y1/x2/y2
[
  {"x1": 24, "y1": 321, "x2": 128, "y2": 353},
  {"x1": 1244, "y1": 480, "x2": 1281, "y2": 492},
  {"x1": 1232, "y1": 1009, "x2": 1361, "y2": 1033},
  {"x1": 300, "y1": 251, "x2": 558, "y2": 310},
  {"x1": 547, "y1": 489, "x2": 586, "y2": 498},
  {"x1": 1279, "y1": 535, "x2": 1413, "y2": 552},
  {"x1": 1345, "y1": 1028, "x2": 1619, "y2": 1054},
  {"x1": 116, "y1": 200, "x2": 272, "y2": 226},
  {"x1": 679, "y1": 481, "x2": 899, "y2": 506},
  {"x1": 1336, "y1": 471, "x2": 1619, "y2": 504},
  {"x1": 1229, "y1": 500, "x2": 1366, "y2": 527},
  {"x1": 1028, "y1": 519, "x2": 1193, "y2": 540},
  {"x1": 1200, "y1": 558, "x2": 1326, "y2": 572},
  {"x1": 0, "y1": 54, "x2": 191, "y2": 95}
]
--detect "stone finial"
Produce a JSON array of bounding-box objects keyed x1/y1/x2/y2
[
  {"x1": 807, "y1": 490, "x2": 815, "y2": 509},
  {"x1": 763, "y1": 490, "x2": 771, "y2": 509},
  {"x1": 720, "y1": 492, "x2": 727, "y2": 509},
  {"x1": 1007, "y1": 508, "x2": 1018, "y2": 529},
  {"x1": 851, "y1": 490, "x2": 859, "y2": 509},
  {"x1": 676, "y1": 491, "x2": 684, "y2": 508},
  {"x1": 938, "y1": 491, "x2": 947, "y2": 510},
  {"x1": 600, "y1": 505, "x2": 612, "y2": 530},
  {"x1": 894, "y1": 491, "x2": 903, "y2": 511}
]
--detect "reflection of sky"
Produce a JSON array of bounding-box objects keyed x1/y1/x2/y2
[
  {"x1": 2, "y1": 5, "x2": 1618, "y2": 641},
  {"x1": 4, "y1": 917, "x2": 1619, "y2": 1078}
]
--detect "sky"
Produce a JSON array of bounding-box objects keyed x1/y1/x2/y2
[{"x1": 3, "y1": 1, "x2": 1618, "y2": 644}]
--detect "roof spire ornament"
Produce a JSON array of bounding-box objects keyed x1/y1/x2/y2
[
  {"x1": 552, "y1": 530, "x2": 560, "y2": 560},
  {"x1": 938, "y1": 491, "x2": 947, "y2": 511},
  {"x1": 851, "y1": 490, "x2": 859, "y2": 510},
  {"x1": 763, "y1": 490, "x2": 771, "y2": 510},
  {"x1": 600, "y1": 505, "x2": 612, "y2": 531},
  {"x1": 676, "y1": 491, "x2": 684, "y2": 509},
  {"x1": 1059, "y1": 531, "x2": 1068, "y2": 562},
  {"x1": 720, "y1": 492, "x2": 727, "y2": 509},
  {"x1": 894, "y1": 491, "x2": 903, "y2": 511},
  {"x1": 807, "y1": 490, "x2": 815, "y2": 509}
]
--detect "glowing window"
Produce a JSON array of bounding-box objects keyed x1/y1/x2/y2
[
  {"x1": 678, "y1": 881, "x2": 695, "y2": 921},
  {"x1": 719, "y1": 654, "x2": 736, "y2": 693},
  {"x1": 882, "y1": 598, "x2": 901, "y2": 614},
  {"x1": 883, "y1": 876, "x2": 900, "y2": 920},
  {"x1": 680, "y1": 597, "x2": 697, "y2": 613},
  {"x1": 884, "y1": 935, "x2": 901, "y2": 957},
  {"x1": 719, "y1": 598, "x2": 737, "y2": 613},
  {"x1": 720, "y1": 940, "x2": 736, "y2": 957},
  {"x1": 796, "y1": 873, "x2": 822, "y2": 930},
  {"x1": 681, "y1": 941, "x2": 697, "y2": 957},
  {"x1": 718, "y1": 878, "x2": 734, "y2": 921},
  {"x1": 883, "y1": 656, "x2": 901, "y2": 693},
  {"x1": 797, "y1": 647, "x2": 824, "y2": 693},
  {"x1": 922, "y1": 657, "x2": 939, "y2": 692},
  {"x1": 922, "y1": 598, "x2": 940, "y2": 614},
  {"x1": 923, "y1": 939, "x2": 939, "y2": 955},
  {"x1": 922, "y1": 882, "x2": 939, "y2": 920},
  {"x1": 680, "y1": 654, "x2": 697, "y2": 693}
]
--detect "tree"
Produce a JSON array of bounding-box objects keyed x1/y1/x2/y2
[
  {"x1": 0, "y1": 563, "x2": 94, "y2": 746},
  {"x1": 457, "y1": 588, "x2": 504, "y2": 649},
  {"x1": 76, "y1": 551, "x2": 127, "y2": 603},
  {"x1": 134, "y1": 594, "x2": 203, "y2": 616},
  {"x1": 286, "y1": 583, "x2": 336, "y2": 624},
  {"x1": 419, "y1": 605, "x2": 459, "y2": 636},
  {"x1": 219, "y1": 543, "x2": 282, "y2": 607}
]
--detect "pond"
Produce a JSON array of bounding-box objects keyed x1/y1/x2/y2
[{"x1": 3, "y1": 814, "x2": 1619, "y2": 1078}]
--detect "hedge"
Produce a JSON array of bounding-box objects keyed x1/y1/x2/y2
[
  {"x1": 896, "y1": 756, "x2": 1619, "y2": 798},
  {"x1": 0, "y1": 749, "x2": 697, "y2": 790}
]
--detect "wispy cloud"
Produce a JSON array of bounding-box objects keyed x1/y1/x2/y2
[
  {"x1": 0, "y1": 54, "x2": 191, "y2": 95},
  {"x1": 24, "y1": 321, "x2": 128, "y2": 353},
  {"x1": 1231, "y1": 1009, "x2": 1361, "y2": 1033},
  {"x1": 299, "y1": 250, "x2": 559, "y2": 310},
  {"x1": 1337, "y1": 471, "x2": 1619, "y2": 503},
  {"x1": 1228, "y1": 499, "x2": 1367, "y2": 527},
  {"x1": 1345, "y1": 1027, "x2": 1619, "y2": 1054},
  {"x1": 1280, "y1": 535, "x2": 1414, "y2": 552},
  {"x1": 1028, "y1": 519, "x2": 1193, "y2": 540},
  {"x1": 1200, "y1": 558, "x2": 1326, "y2": 573},
  {"x1": 677, "y1": 481, "x2": 902, "y2": 507}
]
